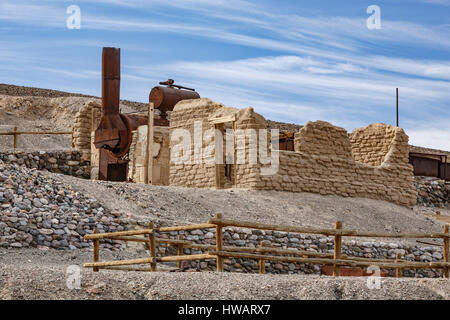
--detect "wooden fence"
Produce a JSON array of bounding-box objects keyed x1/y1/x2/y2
[
  {"x1": 84, "y1": 214, "x2": 450, "y2": 278},
  {"x1": 0, "y1": 126, "x2": 74, "y2": 150}
]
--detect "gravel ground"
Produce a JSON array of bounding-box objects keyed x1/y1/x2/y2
[{"x1": 0, "y1": 248, "x2": 448, "y2": 300}]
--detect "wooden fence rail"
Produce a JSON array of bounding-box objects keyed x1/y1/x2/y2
[
  {"x1": 0, "y1": 127, "x2": 74, "y2": 149},
  {"x1": 83, "y1": 215, "x2": 450, "y2": 279}
]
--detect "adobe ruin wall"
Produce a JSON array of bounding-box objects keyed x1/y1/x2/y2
[{"x1": 169, "y1": 99, "x2": 417, "y2": 207}]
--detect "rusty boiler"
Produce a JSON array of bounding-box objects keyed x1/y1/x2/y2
[{"x1": 94, "y1": 47, "x2": 200, "y2": 181}]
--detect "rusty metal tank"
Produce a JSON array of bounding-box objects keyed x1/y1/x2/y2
[{"x1": 149, "y1": 79, "x2": 200, "y2": 114}]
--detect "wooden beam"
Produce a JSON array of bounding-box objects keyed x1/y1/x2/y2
[
  {"x1": 444, "y1": 225, "x2": 449, "y2": 279},
  {"x1": 333, "y1": 221, "x2": 342, "y2": 277},
  {"x1": 145, "y1": 103, "x2": 154, "y2": 184},
  {"x1": 157, "y1": 224, "x2": 216, "y2": 232},
  {"x1": 157, "y1": 254, "x2": 215, "y2": 262},
  {"x1": 207, "y1": 218, "x2": 450, "y2": 239},
  {"x1": 148, "y1": 222, "x2": 157, "y2": 272},
  {"x1": 216, "y1": 213, "x2": 224, "y2": 272},
  {"x1": 84, "y1": 257, "x2": 155, "y2": 268},
  {"x1": 84, "y1": 229, "x2": 153, "y2": 240},
  {"x1": 93, "y1": 228, "x2": 100, "y2": 272},
  {"x1": 208, "y1": 251, "x2": 450, "y2": 269},
  {"x1": 396, "y1": 253, "x2": 402, "y2": 278}
]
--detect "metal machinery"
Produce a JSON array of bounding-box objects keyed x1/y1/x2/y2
[{"x1": 94, "y1": 47, "x2": 200, "y2": 181}]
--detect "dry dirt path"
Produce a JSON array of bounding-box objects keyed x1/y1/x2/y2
[{"x1": 0, "y1": 248, "x2": 449, "y2": 300}]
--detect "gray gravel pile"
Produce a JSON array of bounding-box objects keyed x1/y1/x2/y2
[{"x1": 0, "y1": 160, "x2": 127, "y2": 250}]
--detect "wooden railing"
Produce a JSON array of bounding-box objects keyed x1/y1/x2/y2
[
  {"x1": 83, "y1": 214, "x2": 450, "y2": 278},
  {"x1": 0, "y1": 126, "x2": 74, "y2": 150}
]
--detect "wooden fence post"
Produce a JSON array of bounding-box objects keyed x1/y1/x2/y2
[
  {"x1": 444, "y1": 224, "x2": 449, "y2": 279},
  {"x1": 148, "y1": 222, "x2": 157, "y2": 272},
  {"x1": 93, "y1": 228, "x2": 100, "y2": 272},
  {"x1": 395, "y1": 253, "x2": 402, "y2": 278},
  {"x1": 177, "y1": 235, "x2": 184, "y2": 269},
  {"x1": 215, "y1": 213, "x2": 224, "y2": 272},
  {"x1": 333, "y1": 221, "x2": 342, "y2": 277},
  {"x1": 13, "y1": 126, "x2": 18, "y2": 150},
  {"x1": 258, "y1": 240, "x2": 270, "y2": 274}
]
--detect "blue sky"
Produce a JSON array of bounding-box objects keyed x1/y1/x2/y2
[{"x1": 1, "y1": 0, "x2": 449, "y2": 150}]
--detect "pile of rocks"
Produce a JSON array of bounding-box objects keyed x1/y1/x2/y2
[
  {"x1": 0, "y1": 160, "x2": 126, "y2": 250},
  {"x1": 0, "y1": 150, "x2": 90, "y2": 179},
  {"x1": 415, "y1": 176, "x2": 449, "y2": 207}
]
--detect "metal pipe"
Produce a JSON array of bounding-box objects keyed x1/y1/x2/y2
[{"x1": 396, "y1": 88, "x2": 399, "y2": 127}]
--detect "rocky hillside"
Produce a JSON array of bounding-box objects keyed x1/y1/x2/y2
[{"x1": 0, "y1": 160, "x2": 128, "y2": 250}]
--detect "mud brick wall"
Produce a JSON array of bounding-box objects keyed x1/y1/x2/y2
[
  {"x1": 349, "y1": 123, "x2": 408, "y2": 166},
  {"x1": 72, "y1": 101, "x2": 101, "y2": 162},
  {"x1": 169, "y1": 98, "x2": 223, "y2": 188},
  {"x1": 169, "y1": 99, "x2": 416, "y2": 207},
  {"x1": 258, "y1": 121, "x2": 417, "y2": 207}
]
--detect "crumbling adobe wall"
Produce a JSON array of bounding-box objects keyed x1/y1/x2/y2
[
  {"x1": 233, "y1": 107, "x2": 267, "y2": 189},
  {"x1": 349, "y1": 123, "x2": 408, "y2": 166},
  {"x1": 258, "y1": 121, "x2": 417, "y2": 206},
  {"x1": 169, "y1": 99, "x2": 416, "y2": 207},
  {"x1": 127, "y1": 125, "x2": 170, "y2": 185},
  {"x1": 169, "y1": 98, "x2": 224, "y2": 188},
  {"x1": 169, "y1": 98, "x2": 267, "y2": 189},
  {"x1": 72, "y1": 101, "x2": 101, "y2": 162}
]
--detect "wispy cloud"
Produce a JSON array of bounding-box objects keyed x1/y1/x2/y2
[{"x1": 1, "y1": 0, "x2": 449, "y2": 150}]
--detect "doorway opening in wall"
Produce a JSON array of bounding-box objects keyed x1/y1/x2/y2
[{"x1": 214, "y1": 120, "x2": 236, "y2": 189}]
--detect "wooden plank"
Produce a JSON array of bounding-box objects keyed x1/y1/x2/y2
[
  {"x1": 207, "y1": 218, "x2": 450, "y2": 239},
  {"x1": 333, "y1": 221, "x2": 342, "y2": 277},
  {"x1": 216, "y1": 213, "x2": 224, "y2": 272},
  {"x1": 93, "y1": 228, "x2": 99, "y2": 272},
  {"x1": 149, "y1": 222, "x2": 157, "y2": 272},
  {"x1": 157, "y1": 254, "x2": 215, "y2": 262},
  {"x1": 208, "y1": 251, "x2": 450, "y2": 269},
  {"x1": 444, "y1": 225, "x2": 449, "y2": 279},
  {"x1": 396, "y1": 253, "x2": 402, "y2": 278},
  {"x1": 84, "y1": 257, "x2": 155, "y2": 268},
  {"x1": 84, "y1": 229, "x2": 153, "y2": 240},
  {"x1": 177, "y1": 235, "x2": 184, "y2": 269},
  {"x1": 157, "y1": 224, "x2": 216, "y2": 232}
]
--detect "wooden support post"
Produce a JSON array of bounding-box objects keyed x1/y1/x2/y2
[
  {"x1": 215, "y1": 213, "x2": 224, "y2": 272},
  {"x1": 395, "y1": 253, "x2": 402, "y2": 278},
  {"x1": 258, "y1": 241, "x2": 269, "y2": 274},
  {"x1": 93, "y1": 228, "x2": 100, "y2": 272},
  {"x1": 177, "y1": 235, "x2": 184, "y2": 269},
  {"x1": 444, "y1": 225, "x2": 449, "y2": 279},
  {"x1": 13, "y1": 126, "x2": 18, "y2": 150},
  {"x1": 148, "y1": 222, "x2": 157, "y2": 272},
  {"x1": 145, "y1": 103, "x2": 154, "y2": 184},
  {"x1": 333, "y1": 221, "x2": 342, "y2": 277}
]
